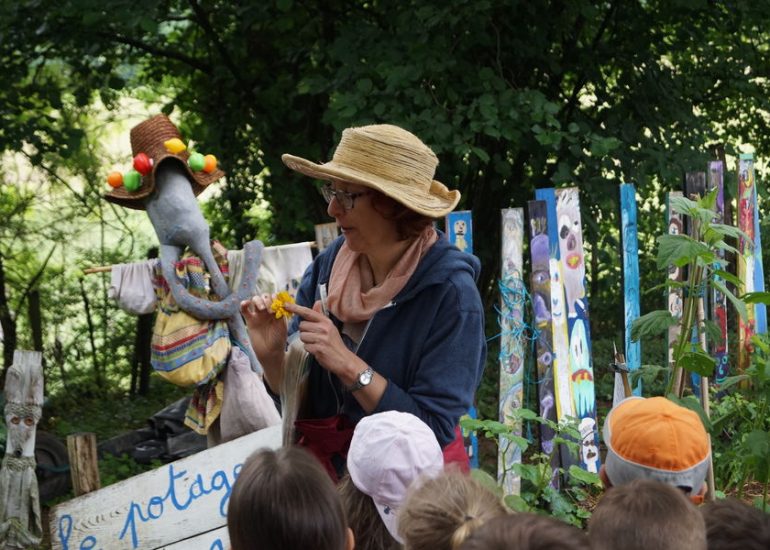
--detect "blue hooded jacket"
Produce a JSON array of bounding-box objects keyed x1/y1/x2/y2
[{"x1": 288, "y1": 233, "x2": 486, "y2": 446}]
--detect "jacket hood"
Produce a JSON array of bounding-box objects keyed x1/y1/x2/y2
[{"x1": 394, "y1": 231, "x2": 481, "y2": 304}]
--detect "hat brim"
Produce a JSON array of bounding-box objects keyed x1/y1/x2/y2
[
  {"x1": 104, "y1": 156, "x2": 224, "y2": 210},
  {"x1": 282, "y1": 154, "x2": 460, "y2": 218},
  {"x1": 373, "y1": 501, "x2": 403, "y2": 544}
]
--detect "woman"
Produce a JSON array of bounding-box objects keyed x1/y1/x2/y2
[{"x1": 241, "y1": 124, "x2": 485, "y2": 471}]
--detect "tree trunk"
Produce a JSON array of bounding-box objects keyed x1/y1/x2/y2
[
  {"x1": 27, "y1": 289, "x2": 43, "y2": 353},
  {"x1": 0, "y1": 255, "x2": 17, "y2": 383}
]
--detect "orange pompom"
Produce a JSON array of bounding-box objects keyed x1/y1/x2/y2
[
  {"x1": 107, "y1": 172, "x2": 123, "y2": 188},
  {"x1": 203, "y1": 154, "x2": 217, "y2": 173}
]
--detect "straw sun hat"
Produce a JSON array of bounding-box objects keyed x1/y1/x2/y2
[
  {"x1": 104, "y1": 114, "x2": 224, "y2": 210},
  {"x1": 281, "y1": 124, "x2": 460, "y2": 218}
]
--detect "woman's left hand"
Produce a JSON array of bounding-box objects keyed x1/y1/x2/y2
[{"x1": 283, "y1": 301, "x2": 355, "y2": 379}]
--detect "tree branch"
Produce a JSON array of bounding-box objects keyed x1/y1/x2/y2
[{"x1": 95, "y1": 31, "x2": 212, "y2": 74}]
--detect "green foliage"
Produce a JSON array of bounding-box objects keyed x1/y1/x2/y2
[
  {"x1": 462, "y1": 409, "x2": 602, "y2": 527},
  {"x1": 710, "y1": 333, "x2": 770, "y2": 510},
  {"x1": 631, "y1": 189, "x2": 748, "y2": 395}
]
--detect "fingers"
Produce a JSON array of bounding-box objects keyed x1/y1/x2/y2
[
  {"x1": 284, "y1": 301, "x2": 324, "y2": 322},
  {"x1": 240, "y1": 294, "x2": 274, "y2": 319}
]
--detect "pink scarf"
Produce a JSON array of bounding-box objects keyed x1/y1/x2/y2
[{"x1": 326, "y1": 226, "x2": 438, "y2": 323}]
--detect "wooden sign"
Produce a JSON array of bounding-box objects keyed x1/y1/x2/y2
[
  {"x1": 666, "y1": 191, "x2": 685, "y2": 388},
  {"x1": 445, "y1": 211, "x2": 474, "y2": 254},
  {"x1": 707, "y1": 162, "x2": 729, "y2": 385},
  {"x1": 554, "y1": 187, "x2": 599, "y2": 474},
  {"x1": 737, "y1": 153, "x2": 767, "y2": 372},
  {"x1": 49, "y1": 425, "x2": 281, "y2": 550},
  {"x1": 314, "y1": 222, "x2": 339, "y2": 252},
  {"x1": 444, "y1": 209, "x2": 478, "y2": 467},
  {"x1": 619, "y1": 183, "x2": 641, "y2": 404},
  {"x1": 498, "y1": 208, "x2": 525, "y2": 495},
  {"x1": 527, "y1": 199, "x2": 560, "y2": 484}
]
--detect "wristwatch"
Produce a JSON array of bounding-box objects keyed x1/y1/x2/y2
[{"x1": 346, "y1": 366, "x2": 374, "y2": 392}]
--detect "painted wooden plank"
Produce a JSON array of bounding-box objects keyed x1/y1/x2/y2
[
  {"x1": 444, "y1": 210, "x2": 478, "y2": 468},
  {"x1": 314, "y1": 222, "x2": 339, "y2": 252},
  {"x1": 685, "y1": 172, "x2": 708, "y2": 395},
  {"x1": 159, "y1": 526, "x2": 227, "y2": 550},
  {"x1": 618, "y1": 183, "x2": 641, "y2": 405},
  {"x1": 554, "y1": 187, "x2": 600, "y2": 474},
  {"x1": 534, "y1": 189, "x2": 574, "y2": 428},
  {"x1": 498, "y1": 208, "x2": 525, "y2": 495},
  {"x1": 445, "y1": 210, "x2": 474, "y2": 254},
  {"x1": 707, "y1": 162, "x2": 730, "y2": 385},
  {"x1": 49, "y1": 425, "x2": 282, "y2": 550},
  {"x1": 527, "y1": 199, "x2": 561, "y2": 484},
  {"x1": 666, "y1": 192, "x2": 685, "y2": 385},
  {"x1": 737, "y1": 154, "x2": 767, "y2": 373}
]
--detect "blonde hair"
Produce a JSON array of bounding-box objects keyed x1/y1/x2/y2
[
  {"x1": 588, "y1": 478, "x2": 706, "y2": 550},
  {"x1": 398, "y1": 470, "x2": 507, "y2": 550},
  {"x1": 338, "y1": 474, "x2": 401, "y2": 550}
]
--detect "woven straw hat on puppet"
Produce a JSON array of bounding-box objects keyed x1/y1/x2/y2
[
  {"x1": 104, "y1": 114, "x2": 224, "y2": 210},
  {"x1": 281, "y1": 124, "x2": 460, "y2": 218}
]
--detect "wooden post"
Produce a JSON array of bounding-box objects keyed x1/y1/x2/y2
[
  {"x1": 0, "y1": 350, "x2": 44, "y2": 549},
  {"x1": 67, "y1": 433, "x2": 101, "y2": 497}
]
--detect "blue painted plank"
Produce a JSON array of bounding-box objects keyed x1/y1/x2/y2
[{"x1": 619, "y1": 183, "x2": 641, "y2": 402}]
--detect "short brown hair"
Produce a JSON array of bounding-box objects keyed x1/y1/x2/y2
[
  {"x1": 700, "y1": 498, "x2": 770, "y2": 550},
  {"x1": 458, "y1": 513, "x2": 590, "y2": 550},
  {"x1": 338, "y1": 474, "x2": 400, "y2": 550},
  {"x1": 227, "y1": 446, "x2": 348, "y2": 550},
  {"x1": 398, "y1": 470, "x2": 507, "y2": 550},
  {"x1": 588, "y1": 478, "x2": 706, "y2": 550},
  {"x1": 369, "y1": 191, "x2": 435, "y2": 240}
]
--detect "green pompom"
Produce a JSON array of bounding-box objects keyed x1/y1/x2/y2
[
  {"x1": 188, "y1": 152, "x2": 205, "y2": 172},
  {"x1": 124, "y1": 170, "x2": 142, "y2": 192}
]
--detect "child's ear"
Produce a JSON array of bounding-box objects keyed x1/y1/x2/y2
[
  {"x1": 346, "y1": 527, "x2": 355, "y2": 550},
  {"x1": 599, "y1": 465, "x2": 612, "y2": 489}
]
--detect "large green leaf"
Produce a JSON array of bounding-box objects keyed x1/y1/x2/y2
[
  {"x1": 631, "y1": 310, "x2": 678, "y2": 342},
  {"x1": 656, "y1": 234, "x2": 715, "y2": 269},
  {"x1": 713, "y1": 279, "x2": 748, "y2": 321},
  {"x1": 677, "y1": 349, "x2": 716, "y2": 377}
]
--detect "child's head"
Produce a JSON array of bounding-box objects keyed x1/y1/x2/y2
[
  {"x1": 339, "y1": 474, "x2": 401, "y2": 550},
  {"x1": 457, "y1": 512, "x2": 590, "y2": 550},
  {"x1": 346, "y1": 411, "x2": 444, "y2": 544},
  {"x1": 588, "y1": 478, "x2": 706, "y2": 550},
  {"x1": 227, "y1": 446, "x2": 353, "y2": 550},
  {"x1": 398, "y1": 470, "x2": 508, "y2": 550},
  {"x1": 700, "y1": 497, "x2": 770, "y2": 550},
  {"x1": 601, "y1": 396, "x2": 710, "y2": 501}
]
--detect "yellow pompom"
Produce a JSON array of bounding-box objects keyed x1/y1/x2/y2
[{"x1": 164, "y1": 138, "x2": 187, "y2": 154}]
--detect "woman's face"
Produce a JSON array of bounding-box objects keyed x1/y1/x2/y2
[{"x1": 326, "y1": 181, "x2": 399, "y2": 253}]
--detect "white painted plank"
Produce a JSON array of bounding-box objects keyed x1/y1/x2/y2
[
  {"x1": 159, "y1": 526, "x2": 228, "y2": 550},
  {"x1": 49, "y1": 425, "x2": 281, "y2": 550}
]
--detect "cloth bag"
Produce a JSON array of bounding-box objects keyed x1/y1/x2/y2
[{"x1": 151, "y1": 250, "x2": 230, "y2": 387}]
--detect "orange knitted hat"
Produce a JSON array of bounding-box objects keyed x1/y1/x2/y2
[{"x1": 603, "y1": 397, "x2": 710, "y2": 495}]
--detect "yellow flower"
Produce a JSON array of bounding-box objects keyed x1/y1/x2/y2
[{"x1": 270, "y1": 291, "x2": 295, "y2": 319}]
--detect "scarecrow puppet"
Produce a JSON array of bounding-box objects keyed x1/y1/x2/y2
[{"x1": 103, "y1": 115, "x2": 280, "y2": 444}]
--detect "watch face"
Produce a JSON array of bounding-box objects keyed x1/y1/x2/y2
[{"x1": 360, "y1": 368, "x2": 373, "y2": 386}]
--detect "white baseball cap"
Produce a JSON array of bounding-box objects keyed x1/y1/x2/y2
[{"x1": 347, "y1": 411, "x2": 444, "y2": 543}]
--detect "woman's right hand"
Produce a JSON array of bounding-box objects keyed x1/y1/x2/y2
[{"x1": 240, "y1": 293, "x2": 288, "y2": 361}]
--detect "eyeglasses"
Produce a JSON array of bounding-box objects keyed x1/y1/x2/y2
[{"x1": 320, "y1": 183, "x2": 370, "y2": 211}]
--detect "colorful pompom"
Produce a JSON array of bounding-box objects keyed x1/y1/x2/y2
[
  {"x1": 133, "y1": 152, "x2": 153, "y2": 175},
  {"x1": 203, "y1": 154, "x2": 218, "y2": 173},
  {"x1": 123, "y1": 169, "x2": 142, "y2": 192},
  {"x1": 164, "y1": 138, "x2": 187, "y2": 154},
  {"x1": 188, "y1": 152, "x2": 205, "y2": 172},
  {"x1": 107, "y1": 172, "x2": 123, "y2": 188}
]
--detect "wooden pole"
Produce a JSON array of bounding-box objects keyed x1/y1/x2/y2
[
  {"x1": 0, "y1": 350, "x2": 44, "y2": 549},
  {"x1": 67, "y1": 433, "x2": 101, "y2": 497}
]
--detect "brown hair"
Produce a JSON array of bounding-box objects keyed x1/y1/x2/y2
[
  {"x1": 227, "y1": 446, "x2": 348, "y2": 550},
  {"x1": 338, "y1": 474, "x2": 401, "y2": 550},
  {"x1": 458, "y1": 513, "x2": 590, "y2": 550},
  {"x1": 700, "y1": 498, "x2": 770, "y2": 550},
  {"x1": 398, "y1": 470, "x2": 507, "y2": 550},
  {"x1": 369, "y1": 191, "x2": 435, "y2": 240},
  {"x1": 588, "y1": 478, "x2": 706, "y2": 550}
]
